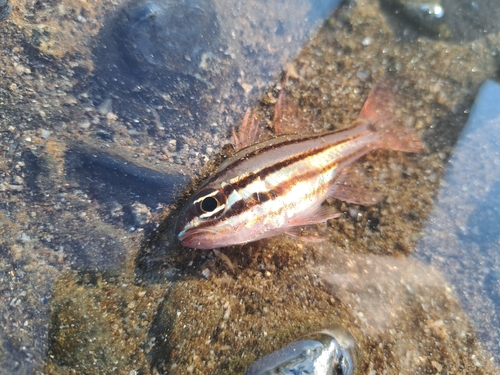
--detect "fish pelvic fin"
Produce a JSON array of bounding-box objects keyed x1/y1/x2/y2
[{"x1": 359, "y1": 80, "x2": 423, "y2": 153}]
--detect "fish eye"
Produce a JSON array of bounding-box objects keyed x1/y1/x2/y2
[
  {"x1": 201, "y1": 196, "x2": 218, "y2": 212},
  {"x1": 191, "y1": 189, "x2": 226, "y2": 218}
]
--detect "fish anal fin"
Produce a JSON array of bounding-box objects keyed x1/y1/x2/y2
[
  {"x1": 359, "y1": 80, "x2": 423, "y2": 153},
  {"x1": 330, "y1": 165, "x2": 382, "y2": 206}
]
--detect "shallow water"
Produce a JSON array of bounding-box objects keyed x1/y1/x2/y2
[{"x1": 0, "y1": 0, "x2": 500, "y2": 373}]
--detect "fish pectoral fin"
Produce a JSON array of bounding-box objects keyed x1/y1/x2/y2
[
  {"x1": 284, "y1": 205, "x2": 339, "y2": 241},
  {"x1": 289, "y1": 205, "x2": 341, "y2": 227},
  {"x1": 330, "y1": 165, "x2": 382, "y2": 206}
]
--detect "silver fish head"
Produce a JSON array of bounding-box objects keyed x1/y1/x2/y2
[
  {"x1": 244, "y1": 325, "x2": 361, "y2": 375},
  {"x1": 175, "y1": 186, "x2": 233, "y2": 249}
]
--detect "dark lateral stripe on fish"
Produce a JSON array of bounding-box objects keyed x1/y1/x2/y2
[
  {"x1": 224, "y1": 186, "x2": 289, "y2": 219},
  {"x1": 204, "y1": 130, "x2": 363, "y2": 187},
  {"x1": 252, "y1": 191, "x2": 275, "y2": 203},
  {"x1": 198, "y1": 162, "x2": 331, "y2": 228},
  {"x1": 224, "y1": 136, "x2": 361, "y2": 194},
  {"x1": 224, "y1": 145, "x2": 371, "y2": 219}
]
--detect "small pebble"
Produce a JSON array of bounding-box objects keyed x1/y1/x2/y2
[
  {"x1": 361, "y1": 36, "x2": 372, "y2": 46},
  {"x1": 80, "y1": 120, "x2": 91, "y2": 129},
  {"x1": 40, "y1": 129, "x2": 52, "y2": 138},
  {"x1": 98, "y1": 98, "x2": 113, "y2": 115},
  {"x1": 8, "y1": 184, "x2": 24, "y2": 191},
  {"x1": 356, "y1": 70, "x2": 370, "y2": 80},
  {"x1": 167, "y1": 139, "x2": 177, "y2": 152},
  {"x1": 131, "y1": 203, "x2": 152, "y2": 226},
  {"x1": 201, "y1": 268, "x2": 210, "y2": 279}
]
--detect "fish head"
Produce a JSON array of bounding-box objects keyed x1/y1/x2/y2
[{"x1": 175, "y1": 186, "x2": 232, "y2": 249}]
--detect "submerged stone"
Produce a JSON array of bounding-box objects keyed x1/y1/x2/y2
[
  {"x1": 65, "y1": 144, "x2": 188, "y2": 211},
  {"x1": 117, "y1": 0, "x2": 225, "y2": 85},
  {"x1": 380, "y1": 0, "x2": 500, "y2": 41},
  {"x1": 93, "y1": 0, "x2": 235, "y2": 132},
  {"x1": 93, "y1": 0, "x2": 345, "y2": 136},
  {"x1": 380, "y1": 0, "x2": 447, "y2": 37}
]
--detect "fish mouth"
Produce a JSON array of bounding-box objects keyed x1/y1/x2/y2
[{"x1": 177, "y1": 227, "x2": 220, "y2": 249}]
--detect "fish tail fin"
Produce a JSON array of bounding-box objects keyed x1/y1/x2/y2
[{"x1": 359, "y1": 80, "x2": 423, "y2": 153}]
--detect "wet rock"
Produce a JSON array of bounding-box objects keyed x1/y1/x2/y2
[
  {"x1": 461, "y1": 80, "x2": 500, "y2": 244},
  {"x1": 117, "y1": 0, "x2": 225, "y2": 86},
  {"x1": 485, "y1": 270, "x2": 500, "y2": 308},
  {"x1": 0, "y1": 0, "x2": 11, "y2": 23},
  {"x1": 93, "y1": 0, "x2": 235, "y2": 132},
  {"x1": 381, "y1": 0, "x2": 446, "y2": 36},
  {"x1": 92, "y1": 0, "x2": 345, "y2": 137},
  {"x1": 380, "y1": 0, "x2": 500, "y2": 41},
  {"x1": 65, "y1": 144, "x2": 189, "y2": 210},
  {"x1": 465, "y1": 179, "x2": 500, "y2": 243},
  {"x1": 19, "y1": 149, "x2": 47, "y2": 198}
]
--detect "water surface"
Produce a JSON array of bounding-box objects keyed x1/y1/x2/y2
[{"x1": 0, "y1": 0, "x2": 499, "y2": 373}]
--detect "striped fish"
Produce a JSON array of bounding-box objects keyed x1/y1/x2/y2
[{"x1": 175, "y1": 82, "x2": 422, "y2": 249}]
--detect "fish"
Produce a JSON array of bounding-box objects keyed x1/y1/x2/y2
[
  {"x1": 244, "y1": 326, "x2": 360, "y2": 375},
  {"x1": 175, "y1": 81, "x2": 422, "y2": 249}
]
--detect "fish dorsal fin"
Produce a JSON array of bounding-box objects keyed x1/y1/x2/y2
[
  {"x1": 273, "y1": 90, "x2": 303, "y2": 135},
  {"x1": 232, "y1": 88, "x2": 303, "y2": 151},
  {"x1": 330, "y1": 164, "x2": 382, "y2": 206},
  {"x1": 232, "y1": 108, "x2": 261, "y2": 150}
]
